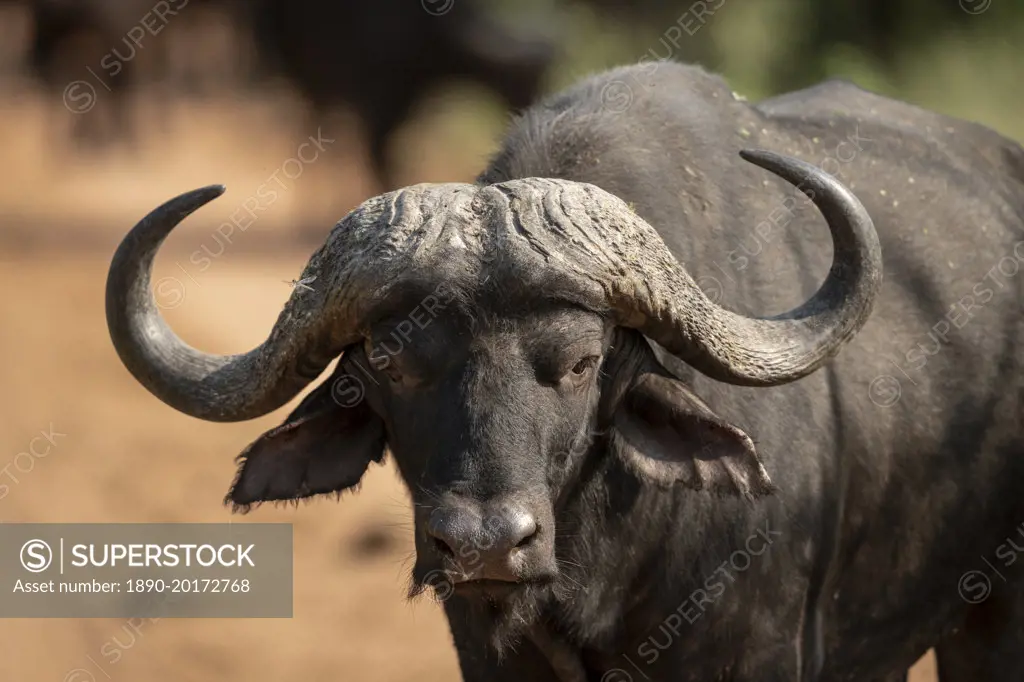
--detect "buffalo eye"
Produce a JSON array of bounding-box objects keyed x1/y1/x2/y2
[{"x1": 569, "y1": 356, "x2": 600, "y2": 377}]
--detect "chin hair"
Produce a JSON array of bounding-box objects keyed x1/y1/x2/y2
[
  {"x1": 487, "y1": 579, "x2": 578, "y2": 658},
  {"x1": 407, "y1": 574, "x2": 573, "y2": 659}
]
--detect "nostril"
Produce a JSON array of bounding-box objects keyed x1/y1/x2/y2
[
  {"x1": 432, "y1": 537, "x2": 454, "y2": 557},
  {"x1": 427, "y1": 505, "x2": 482, "y2": 559},
  {"x1": 510, "y1": 515, "x2": 539, "y2": 550},
  {"x1": 514, "y1": 531, "x2": 536, "y2": 549},
  {"x1": 426, "y1": 519, "x2": 457, "y2": 557}
]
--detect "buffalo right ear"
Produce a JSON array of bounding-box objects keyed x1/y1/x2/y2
[{"x1": 225, "y1": 368, "x2": 386, "y2": 511}]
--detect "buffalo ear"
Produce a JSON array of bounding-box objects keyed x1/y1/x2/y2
[
  {"x1": 611, "y1": 372, "x2": 774, "y2": 498},
  {"x1": 225, "y1": 368, "x2": 386, "y2": 511}
]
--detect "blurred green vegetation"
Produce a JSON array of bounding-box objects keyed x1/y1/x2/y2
[{"x1": 445, "y1": 0, "x2": 1024, "y2": 153}]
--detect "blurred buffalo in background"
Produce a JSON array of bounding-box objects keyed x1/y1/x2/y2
[
  {"x1": 241, "y1": 0, "x2": 557, "y2": 191},
  {"x1": 0, "y1": 0, "x2": 1010, "y2": 188},
  {"x1": 0, "y1": 0, "x2": 557, "y2": 190},
  {"x1": 0, "y1": 0, "x2": 168, "y2": 145}
]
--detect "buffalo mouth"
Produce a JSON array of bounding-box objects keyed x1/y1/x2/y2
[
  {"x1": 454, "y1": 578, "x2": 530, "y2": 599},
  {"x1": 454, "y1": 575, "x2": 555, "y2": 592},
  {"x1": 413, "y1": 564, "x2": 557, "y2": 603},
  {"x1": 452, "y1": 576, "x2": 559, "y2": 607}
]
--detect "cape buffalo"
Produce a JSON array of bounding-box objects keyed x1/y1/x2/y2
[{"x1": 106, "y1": 61, "x2": 1024, "y2": 681}]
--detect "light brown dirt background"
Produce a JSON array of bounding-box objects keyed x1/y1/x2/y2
[{"x1": 0, "y1": 88, "x2": 942, "y2": 680}]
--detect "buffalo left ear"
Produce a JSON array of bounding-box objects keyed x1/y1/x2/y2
[
  {"x1": 225, "y1": 365, "x2": 386, "y2": 511},
  {"x1": 611, "y1": 372, "x2": 775, "y2": 498}
]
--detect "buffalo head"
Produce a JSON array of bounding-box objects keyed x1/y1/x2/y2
[{"x1": 106, "y1": 150, "x2": 881, "y2": 603}]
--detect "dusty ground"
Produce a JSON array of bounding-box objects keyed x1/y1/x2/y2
[{"x1": 0, "y1": 251, "x2": 937, "y2": 681}]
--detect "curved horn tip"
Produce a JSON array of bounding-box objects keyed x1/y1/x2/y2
[
  {"x1": 149, "y1": 184, "x2": 228, "y2": 223},
  {"x1": 149, "y1": 184, "x2": 228, "y2": 217},
  {"x1": 738, "y1": 148, "x2": 777, "y2": 164},
  {"x1": 738, "y1": 148, "x2": 842, "y2": 184},
  {"x1": 177, "y1": 183, "x2": 227, "y2": 203},
  {"x1": 191, "y1": 184, "x2": 227, "y2": 201},
  {"x1": 739, "y1": 147, "x2": 803, "y2": 171}
]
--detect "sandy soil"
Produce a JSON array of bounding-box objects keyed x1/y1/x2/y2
[{"x1": 0, "y1": 250, "x2": 937, "y2": 681}]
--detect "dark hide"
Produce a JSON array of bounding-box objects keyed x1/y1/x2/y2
[
  {"x1": 476, "y1": 62, "x2": 1024, "y2": 680},
  {"x1": 230, "y1": 62, "x2": 1024, "y2": 681}
]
